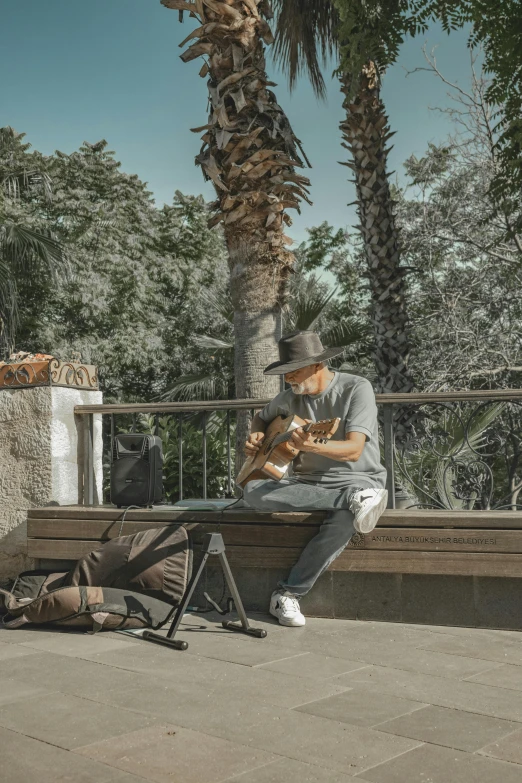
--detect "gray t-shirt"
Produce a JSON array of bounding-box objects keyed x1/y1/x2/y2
[{"x1": 258, "y1": 371, "x2": 387, "y2": 489}]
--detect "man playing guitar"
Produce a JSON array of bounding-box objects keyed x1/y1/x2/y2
[{"x1": 242, "y1": 330, "x2": 388, "y2": 627}]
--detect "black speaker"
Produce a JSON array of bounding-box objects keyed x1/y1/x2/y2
[{"x1": 110, "y1": 434, "x2": 163, "y2": 508}]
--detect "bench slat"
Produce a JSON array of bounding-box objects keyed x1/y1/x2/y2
[
  {"x1": 27, "y1": 521, "x2": 318, "y2": 548},
  {"x1": 27, "y1": 506, "x2": 522, "y2": 529},
  {"x1": 28, "y1": 520, "x2": 316, "y2": 547},
  {"x1": 26, "y1": 518, "x2": 320, "y2": 539},
  {"x1": 28, "y1": 539, "x2": 522, "y2": 577},
  {"x1": 27, "y1": 520, "x2": 522, "y2": 554},
  {"x1": 27, "y1": 540, "x2": 103, "y2": 559},
  {"x1": 26, "y1": 507, "x2": 324, "y2": 525},
  {"x1": 27, "y1": 519, "x2": 177, "y2": 540},
  {"x1": 225, "y1": 547, "x2": 522, "y2": 578}
]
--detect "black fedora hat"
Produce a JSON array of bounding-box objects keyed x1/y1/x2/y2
[{"x1": 264, "y1": 331, "x2": 344, "y2": 375}]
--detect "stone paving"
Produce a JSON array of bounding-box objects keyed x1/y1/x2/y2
[{"x1": 1, "y1": 613, "x2": 522, "y2": 782}]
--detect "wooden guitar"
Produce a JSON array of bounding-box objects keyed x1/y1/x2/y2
[{"x1": 236, "y1": 414, "x2": 340, "y2": 488}]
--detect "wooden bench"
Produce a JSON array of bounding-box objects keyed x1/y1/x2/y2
[
  {"x1": 27, "y1": 506, "x2": 522, "y2": 577},
  {"x1": 27, "y1": 506, "x2": 522, "y2": 629}
]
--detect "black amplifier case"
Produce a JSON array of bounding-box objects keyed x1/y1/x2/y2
[{"x1": 110, "y1": 434, "x2": 163, "y2": 507}]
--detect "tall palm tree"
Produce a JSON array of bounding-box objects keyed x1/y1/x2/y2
[
  {"x1": 161, "y1": 0, "x2": 312, "y2": 452},
  {"x1": 0, "y1": 127, "x2": 64, "y2": 356},
  {"x1": 272, "y1": 0, "x2": 416, "y2": 397}
]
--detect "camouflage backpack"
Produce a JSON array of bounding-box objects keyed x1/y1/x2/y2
[
  {"x1": 0, "y1": 584, "x2": 173, "y2": 632},
  {"x1": 0, "y1": 524, "x2": 191, "y2": 632}
]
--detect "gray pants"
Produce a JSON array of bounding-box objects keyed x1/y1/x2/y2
[{"x1": 242, "y1": 477, "x2": 379, "y2": 596}]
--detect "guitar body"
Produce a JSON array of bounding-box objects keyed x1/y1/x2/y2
[{"x1": 236, "y1": 414, "x2": 340, "y2": 488}]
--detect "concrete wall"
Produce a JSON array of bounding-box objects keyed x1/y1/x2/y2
[
  {"x1": 0, "y1": 386, "x2": 102, "y2": 580},
  {"x1": 191, "y1": 565, "x2": 522, "y2": 631}
]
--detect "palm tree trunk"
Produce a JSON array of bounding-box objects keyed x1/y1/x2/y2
[
  {"x1": 228, "y1": 238, "x2": 281, "y2": 466},
  {"x1": 340, "y1": 63, "x2": 414, "y2": 396},
  {"x1": 162, "y1": 0, "x2": 311, "y2": 471}
]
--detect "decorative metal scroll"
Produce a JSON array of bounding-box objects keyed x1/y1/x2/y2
[
  {"x1": 0, "y1": 361, "x2": 50, "y2": 388},
  {"x1": 49, "y1": 359, "x2": 98, "y2": 389},
  {"x1": 0, "y1": 359, "x2": 98, "y2": 390},
  {"x1": 392, "y1": 400, "x2": 522, "y2": 511}
]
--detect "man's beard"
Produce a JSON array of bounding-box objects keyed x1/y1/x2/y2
[
  {"x1": 290, "y1": 381, "x2": 318, "y2": 395},
  {"x1": 290, "y1": 382, "x2": 307, "y2": 394}
]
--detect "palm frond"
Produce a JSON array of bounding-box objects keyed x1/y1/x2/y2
[
  {"x1": 200, "y1": 288, "x2": 234, "y2": 324},
  {"x1": 2, "y1": 222, "x2": 64, "y2": 272},
  {"x1": 193, "y1": 335, "x2": 234, "y2": 351},
  {"x1": 321, "y1": 317, "x2": 371, "y2": 348},
  {"x1": 271, "y1": 0, "x2": 340, "y2": 99},
  {"x1": 0, "y1": 256, "x2": 17, "y2": 354},
  {"x1": 451, "y1": 403, "x2": 506, "y2": 456},
  {"x1": 287, "y1": 279, "x2": 337, "y2": 330},
  {"x1": 157, "y1": 372, "x2": 230, "y2": 402},
  {"x1": 435, "y1": 403, "x2": 506, "y2": 509},
  {"x1": 1, "y1": 170, "x2": 53, "y2": 202},
  {"x1": 398, "y1": 402, "x2": 506, "y2": 509},
  {"x1": 339, "y1": 362, "x2": 377, "y2": 382},
  {"x1": 401, "y1": 403, "x2": 506, "y2": 474},
  {"x1": 0, "y1": 257, "x2": 14, "y2": 297},
  {"x1": 190, "y1": 409, "x2": 229, "y2": 433}
]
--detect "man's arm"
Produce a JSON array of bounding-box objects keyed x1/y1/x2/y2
[
  {"x1": 251, "y1": 413, "x2": 267, "y2": 435},
  {"x1": 289, "y1": 429, "x2": 366, "y2": 462},
  {"x1": 299, "y1": 378, "x2": 375, "y2": 462},
  {"x1": 245, "y1": 412, "x2": 268, "y2": 456}
]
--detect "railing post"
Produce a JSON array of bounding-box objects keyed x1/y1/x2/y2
[
  {"x1": 109, "y1": 413, "x2": 115, "y2": 504},
  {"x1": 83, "y1": 413, "x2": 95, "y2": 506},
  {"x1": 226, "y1": 409, "x2": 232, "y2": 496},
  {"x1": 178, "y1": 414, "x2": 183, "y2": 502},
  {"x1": 202, "y1": 411, "x2": 207, "y2": 499},
  {"x1": 383, "y1": 403, "x2": 396, "y2": 509}
]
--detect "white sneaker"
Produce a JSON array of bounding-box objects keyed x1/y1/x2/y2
[
  {"x1": 350, "y1": 488, "x2": 388, "y2": 534},
  {"x1": 269, "y1": 590, "x2": 306, "y2": 627}
]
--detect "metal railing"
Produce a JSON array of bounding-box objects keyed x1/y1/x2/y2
[{"x1": 75, "y1": 389, "x2": 522, "y2": 511}]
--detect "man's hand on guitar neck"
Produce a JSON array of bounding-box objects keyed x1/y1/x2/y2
[{"x1": 290, "y1": 425, "x2": 322, "y2": 454}]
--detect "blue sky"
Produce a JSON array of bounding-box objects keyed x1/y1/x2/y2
[{"x1": 2, "y1": 1, "x2": 474, "y2": 244}]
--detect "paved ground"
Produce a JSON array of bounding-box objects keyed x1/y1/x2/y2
[{"x1": 1, "y1": 613, "x2": 522, "y2": 782}]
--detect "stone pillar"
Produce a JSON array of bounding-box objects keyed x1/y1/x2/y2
[{"x1": 0, "y1": 386, "x2": 103, "y2": 580}]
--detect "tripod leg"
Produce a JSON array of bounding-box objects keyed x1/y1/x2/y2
[
  {"x1": 218, "y1": 551, "x2": 267, "y2": 639},
  {"x1": 142, "y1": 551, "x2": 210, "y2": 651}
]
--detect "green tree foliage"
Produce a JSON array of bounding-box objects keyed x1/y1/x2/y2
[
  {"x1": 292, "y1": 222, "x2": 363, "y2": 313},
  {"x1": 395, "y1": 59, "x2": 522, "y2": 390},
  {"x1": 0, "y1": 128, "x2": 63, "y2": 354},
  {"x1": 332, "y1": 0, "x2": 414, "y2": 90},
  {"x1": 274, "y1": 1, "x2": 522, "y2": 234},
  {"x1": 332, "y1": 0, "x2": 522, "y2": 207},
  {"x1": 4, "y1": 132, "x2": 228, "y2": 400},
  {"x1": 408, "y1": 0, "x2": 522, "y2": 235}
]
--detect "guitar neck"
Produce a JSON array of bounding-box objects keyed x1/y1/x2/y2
[
  {"x1": 272, "y1": 431, "x2": 295, "y2": 447},
  {"x1": 272, "y1": 422, "x2": 326, "y2": 447}
]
